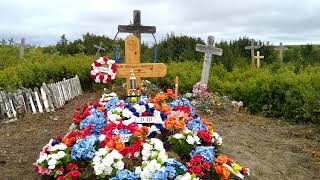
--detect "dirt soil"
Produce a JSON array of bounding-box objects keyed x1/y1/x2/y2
[{"x1": 0, "y1": 91, "x2": 319, "y2": 180}]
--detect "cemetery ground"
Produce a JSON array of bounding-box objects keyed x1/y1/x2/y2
[{"x1": 0, "y1": 91, "x2": 319, "y2": 179}]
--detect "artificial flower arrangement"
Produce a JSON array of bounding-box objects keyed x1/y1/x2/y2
[
  {"x1": 35, "y1": 89, "x2": 250, "y2": 179},
  {"x1": 90, "y1": 56, "x2": 117, "y2": 83},
  {"x1": 185, "y1": 82, "x2": 232, "y2": 116}
]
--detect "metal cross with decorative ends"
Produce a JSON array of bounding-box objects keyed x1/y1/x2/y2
[
  {"x1": 274, "y1": 42, "x2": 288, "y2": 63},
  {"x1": 116, "y1": 35, "x2": 167, "y2": 92},
  {"x1": 118, "y1": 10, "x2": 156, "y2": 40},
  {"x1": 245, "y1": 39, "x2": 260, "y2": 67},
  {"x1": 19, "y1": 38, "x2": 26, "y2": 61},
  {"x1": 8, "y1": 38, "x2": 14, "y2": 46},
  {"x1": 1, "y1": 39, "x2": 6, "y2": 45},
  {"x1": 93, "y1": 42, "x2": 106, "y2": 56},
  {"x1": 196, "y1": 36, "x2": 223, "y2": 86},
  {"x1": 254, "y1": 51, "x2": 264, "y2": 68}
]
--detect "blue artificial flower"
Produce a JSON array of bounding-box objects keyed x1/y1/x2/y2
[
  {"x1": 190, "y1": 146, "x2": 215, "y2": 163},
  {"x1": 164, "y1": 165, "x2": 176, "y2": 179},
  {"x1": 152, "y1": 168, "x2": 167, "y2": 180},
  {"x1": 169, "y1": 98, "x2": 196, "y2": 116},
  {"x1": 80, "y1": 114, "x2": 107, "y2": 135},
  {"x1": 164, "y1": 158, "x2": 187, "y2": 174},
  {"x1": 110, "y1": 169, "x2": 138, "y2": 180},
  {"x1": 186, "y1": 117, "x2": 207, "y2": 132},
  {"x1": 140, "y1": 95, "x2": 149, "y2": 104},
  {"x1": 113, "y1": 129, "x2": 131, "y2": 135},
  {"x1": 105, "y1": 97, "x2": 123, "y2": 111},
  {"x1": 71, "y1": 135, "x2": 97, "y2": 161}
]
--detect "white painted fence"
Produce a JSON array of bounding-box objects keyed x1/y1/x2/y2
[{"x1": 0, "y1": 75, "x2": 82, "y2": 122}]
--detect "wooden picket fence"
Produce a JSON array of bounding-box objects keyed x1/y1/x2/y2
[{"x1": 0, "y1": 75, "x2": 82, "y2": 122}]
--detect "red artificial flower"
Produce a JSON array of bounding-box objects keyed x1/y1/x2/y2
[
  {"x1": 187, "y1": 155, "x2": 211, "y2": 177},
  {"x1": 197, "y1": 130, "x2": 212, "y2": 143},
  {"x1": 64, "y1": 170, "x2": 81, "y2": 179},
  {"x1": 66, "y1": 163, "x2": 79, "y2": 171}
]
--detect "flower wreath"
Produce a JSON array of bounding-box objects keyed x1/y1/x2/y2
[{"x1": 90, "y1": 56, "x2": 117, "y2": 83}]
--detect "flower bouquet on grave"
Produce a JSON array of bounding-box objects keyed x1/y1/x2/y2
[{"x1": 35, "y1": 89, "x2": 250, "y2": 180}]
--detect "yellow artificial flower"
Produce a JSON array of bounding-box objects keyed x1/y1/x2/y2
[{"x1": 231, "y1": 162, "x2": 242, "y2": 174}]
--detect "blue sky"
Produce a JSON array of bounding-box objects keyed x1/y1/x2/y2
[{"x1": 0, "y1": 0, "x2": 320, "y2": 46}]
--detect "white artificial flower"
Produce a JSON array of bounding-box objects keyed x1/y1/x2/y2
[
  {"x1": 57, "y1": 151, "x2": 66, "y2": 159},
  {"x1": 148, "y1": 103, "x2": 154, "y2": 108},
  {"x1": 109, "y1": 92, "x2": 117, "y2": 97},
  {"x1": 194, "y1": 135, "x2": 201, "y2": 144},
  {"x1": 122, "y1": 108, "x2": 133, "y2": 118},
  {"x1": 114, "y1": 160, "x2": 124, "y2": 170},
  {"x1": 47, "y1": 159, "x2": 57, "y2": 169},
  {"x1": 122, "y1": 119, "x2": 134, "y2": 126},
  {"x1": 92, "y1": 156, "x2": 101, "y2": 164},
  {"x1": 135, "y1": 166, "x2": 142, "y2": 175},
  {"x1": 149, "y1": 125, "x2": 160, "y2": 134},
  {"x1": 108, "y1": 114, "x2": 121, "y2": 121},
  {"x1": 157, "y1": 151, "x2": 168, "y2": 163},
  {"x1": 143, "y1": 143, "x2": 152, "y2": 151},
  {"x1": 36, "y1": 153, "x2": 48, "y2": 164},
  {"x1": 96, "y1": 148, "x2": 108, "y2": 157},
  {"x1": 105, "y1": 166, "x2": 113, "y2": 175},
  {"x1": 184, "y1": 129, "x2": 192, "y2": 134},
  {"x1": 49, "y1": 143, "x2": 67, "y2": 151},
  {"x1": 107, "y1": 60, "x2": 115, "y2": 65},
  {"x1": 186, "y1": 135, "x2": 195, "y2": 145},
  {"x1": 134, "y1": 151, "x2": 140, "y2": 158},
  {"x1": 94, "y1": 163, "x2": 105, "y2": 175},
  {"x1": 150, "y1": 138, "x2": 164, "y2": 150},
  {"x1": 102, "y1": 156, "x2": 114, "y2": 167},
  {"x1": 173, "y1": 133, "x2": 184, "y2": 139},
  {"x1": 109, "y1": 149, "x2": 123, "y2": 160},
  {"x1": 96, "y1": 57, "x2": 104, "y2": 64},
  {"x1": 114, "y1": 107, "x2": 123, "y2": 113},
  {"x1": 99, "y1": 134, "x2": 106, "y2": 142}
]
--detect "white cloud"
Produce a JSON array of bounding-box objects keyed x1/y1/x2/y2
[{"x1": 0, "y1": 0, "x2": 320, "y2": 46}]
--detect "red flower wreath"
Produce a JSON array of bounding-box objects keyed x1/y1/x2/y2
[{"x1": 90, "y1": 56, "x2": 117, "y2": 83}]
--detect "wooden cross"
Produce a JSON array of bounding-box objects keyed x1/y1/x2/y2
[
  {"x1": 1, "y1": 39, "x2": 6, "y2": 45},
  {"x1": 196, "y1": 36, "x2": 223, "y2": 86},
  {"x1": 8, "y1": 38, "x2": 14, "y2": 46},
  {"x1": 94, "y1": 42, "x2": 106, "y2": 56},
  {"x1": 19, "y1": 38, "x2": 26, "y2": 61},
  {"x1": 116, "y1": 35, "x2": 166, "y2": 91},
  {"x1": 118, "y1": 10, "x2": 156, "y2": 41},
  {"x1": 274, "y1": 42, "x2": 288, "y2": 63},
  {"x1": 254, "y1": 51, "x2": 264, "y2": 68},
  {"x1": 245, "y1": 39, "x2": 260, "y2": 67}
]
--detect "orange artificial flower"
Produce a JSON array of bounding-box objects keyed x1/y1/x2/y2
[
  {"x1": 161, "y1": 104, "x2": 171, "y2": 115},
  {"x1": 115, "y1": 142, "x2": 125, "y2": 151},
  {"x1": 62, "y1": 137, "x2": 75, "y2": 147},
  {"x1": 106, "y1": 140, "x2": 115, "y2": 149},
  {"x1": 97, "y1": 106, "x2": 105, "y2": 112},
  {"x1": 154, "y1": 103, "x2": 161, "y2": 111}
]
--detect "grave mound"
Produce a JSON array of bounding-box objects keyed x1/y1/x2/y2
[{"x1": 34, "y1": 90, "x2": 250, "y2": 180}]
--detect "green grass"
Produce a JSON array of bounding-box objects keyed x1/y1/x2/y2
[{"x1": 0, "y1": 48, "x2": 319, "y2": 124}]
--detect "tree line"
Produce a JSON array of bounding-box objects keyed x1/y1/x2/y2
[{"x1": 43, "y1": 33, "x2": 320, "y2": 71}]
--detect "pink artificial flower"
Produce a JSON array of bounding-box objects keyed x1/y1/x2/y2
[{"x1": 35, "y1": 165, "x2": 51, "y2": 175}]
